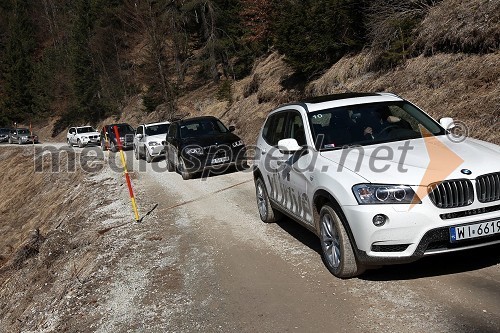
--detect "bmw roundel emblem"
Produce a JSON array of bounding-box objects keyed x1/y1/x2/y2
[{"x1": 461, "y1": 169, "x2": 472, "y2": 175}]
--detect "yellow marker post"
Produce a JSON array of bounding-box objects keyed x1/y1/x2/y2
[{"x1": 113, "y1": 126, "x2": 140, "y2": 222}]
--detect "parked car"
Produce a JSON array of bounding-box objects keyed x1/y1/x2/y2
[
  {"x1": 253, "y1": 92, "x2": 500, "y2": 278},
  {"x1": 67, "y1": 126, "x2": 100, "y2": 147},
  {"x1": 100, "y1": 123, "x2": 135, "y2": 152},
  {"x1": 134, "y1": 121, "x2": 170, "y2": 163},
  {"x1": 164, "y1": 116, "x2": 247, "y2": 180},
  {"x1": 8, "y1": 128, "x2": 38, "y2": 144},
  {"x1": 0, "y1": 128, "x2": 10, "y2": 143}
]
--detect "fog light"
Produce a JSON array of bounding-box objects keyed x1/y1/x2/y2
[{"x1": 372, "y1": 214, "x2": 387, "y2": 227}]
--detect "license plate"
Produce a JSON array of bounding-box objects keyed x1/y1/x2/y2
[
  {"x1": 211, "y1": 156, "x2": 229, "y2": 164},
  {"x1": 450, "y1": 220, "x2": 500, "y2": 242}
]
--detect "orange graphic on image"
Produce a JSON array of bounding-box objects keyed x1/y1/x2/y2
[{"x1": 410, "y1": 126, "x2": 464, "y2": 209}]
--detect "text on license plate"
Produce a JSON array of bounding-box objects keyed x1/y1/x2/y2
[
  {"x1": 212, "y1": 156, "x2": 229, "y2": 164},
  {"x1": 450, "y1": 220, "x2": 500, "y2": 242}
]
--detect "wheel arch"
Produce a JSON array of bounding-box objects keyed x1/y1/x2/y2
[
  {"x1": 253, "y1": 166, "x2": 263, "y2": 181},
  {"x1": 313, "y1": 189, "x2": 359, "y2": 251}
]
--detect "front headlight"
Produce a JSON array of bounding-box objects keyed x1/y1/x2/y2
[
  {"x1": 185, "y1": 147, "x2": 204, "y2": 155},
  {"x1": 148, "y1": 141, "x2": 159, "y2": 146},
  {"x1": 232, "y1": 140, "x2": 244, "y2": 148},
  {"x1": 352, "y1": 184, "x2": 421, "y2": 205}
]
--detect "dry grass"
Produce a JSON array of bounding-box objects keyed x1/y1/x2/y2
[
  {"x1": 308, "y1": 52, "x2": 500, "y2": 145},
  {"x1": 0, "y1": 148, "x2": 85, "y2": 271},
  {"x1": 414, "y1": 0, "x2": 500, "y2": 54}
]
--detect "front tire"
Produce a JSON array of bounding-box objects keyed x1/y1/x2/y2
[
  {"x1": 8, "y1": 137, "x2": 12, "y2": 144},
  {"x1": 110, "y1": 141, "x2": 117, "y2": 153},
  {"x1": 134, "y1": 145, "x2": 140, "y2": 160},
  {"x1": 255, "y1": 177, "x2": 281, "y2": 223},
  {"x1": 319, "y1": 204, "x2": 364, "y2": 278},
  {"x1": 166, "y1": 152, "x2": 174, "y2": 172},
  {"x1": 145, "y1": 148, "x2": 152, "y2": 163},
  {"x1": 179, "y1": 158, "x2": 192, "y2": 180},
  {"x1": 77, "y1": 139, "x2": 84, "y2": 148}
]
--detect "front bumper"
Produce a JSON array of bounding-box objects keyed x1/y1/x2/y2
[
  {"x1": 81, "y1": 137, "x2": 100, "y2": 145},
  {"x1": 343, "y1": 199, "x2": 500, "y2": 265},
  {"x1": 182, "y1": 147, "x2": 247, "y2": 173},
  {"x1": 148, "y1": 145, "x2": 165, "y2": 157}
]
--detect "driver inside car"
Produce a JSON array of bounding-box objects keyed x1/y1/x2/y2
[{"x1": 361, "y1": 107, "x2": 410, "y2": 140}]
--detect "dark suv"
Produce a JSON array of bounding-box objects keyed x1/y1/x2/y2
[
  {"x1": 100, "y1": 123, "x2": 135, "y2": 152},
  {"x1": 164, "y1": 116, "x2": 247, "y2": 179},
  {"x1": 0, "y1": 128, "x2": 10, "y2": 143}
]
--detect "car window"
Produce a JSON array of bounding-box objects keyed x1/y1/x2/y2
[
  {"x1": 114, "y1": 124, "x2": 134, "y2": 133},
  {"x1": 145, "y1": 123, "x2": 170, "y2": 136},
  {"x1": 287, "y1": 112, "x2": 307, "y2": 146},
  {"x1": 262, "y1": 112, "x2": 288, "y2": 146},
  {"x1": 18, "y1": 129, "x2": 30, "y2": 135},
  {"x1": 167, "y1": 124, "x2": 177, "y2": 139},
  {"x1": 180, "y1": 119, "x2": 227, "y2": 138},
  {"x1": 309, "y1": 101, "x2": 445, "y2": 150},
  {"x1": 136, "y1": 126, "x2": 143, "y2": 135},
  {"x1": 77, "y1": 126, "x2": 95, "y2": 134}
]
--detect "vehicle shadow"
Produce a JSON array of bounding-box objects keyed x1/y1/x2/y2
[
  {"x1": 361, "y1": 244, "x2": 500, "y2": 281},
  {"x1": 275, "y1": 216, "x2": 500, "y2": 280},
  {"x1": 275, "y1": 217, "x2": 322, "y2": 253},
  {"x1": 193, "y1": 165, "x2": 250, "y2": 180}
]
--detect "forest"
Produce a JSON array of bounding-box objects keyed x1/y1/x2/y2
[{"x1": 0, "y1": 0, "x2": 497, "y2": 135}]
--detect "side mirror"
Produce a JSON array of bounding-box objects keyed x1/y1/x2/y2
[
  {"x1": 439, "y1": 117, "x2": 455, "y2": 130},
  {"x1": 136, "y1": 134, "x2": 143, "y2": 139},
  {"x1": 161, "y1": 141, "x2": 166, "y2": 146},
  {"x1": 277, "y1": 138, "x2": 303, "y2": 154},
  {"x1": 228, "y1": 125, "x2": 236, "y2": 132}
]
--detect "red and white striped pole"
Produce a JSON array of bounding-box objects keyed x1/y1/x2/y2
[{"x1": 113, "y1": 126, "x2": 140, "y2": 222}]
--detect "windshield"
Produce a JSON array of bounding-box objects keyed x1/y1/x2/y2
[
  {"x1": 180, "y1": 119, "x2": 228, "y2": 138},
  {"x1": 77, "y1": 126, "x2": 96, "y2": 133},
  {"x1": 145, "y1": 123, "x2": 170, "y2": 136},
  {"x1": 111, "y1": 124, "x2": 134, "y2": 134},
  {"x1": 309, "y1": 101, "x2": 445, "y2": 150},
  {"x1": 0, "y1": 128, "x2": 9, "y2": 134},
  {"x1": 17, "y1": 129, "x2": 30, "y2": 135}
]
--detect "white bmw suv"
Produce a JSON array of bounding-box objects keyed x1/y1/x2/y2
[
  {"x1": 253, "y1": 92, "x2": 500, "y2": 278},
  {"x1": 134, "y1": 121, "x2": 170, "y2": 163},
  {"x1": 67, "y1": 126, "x2": 100, "y2": 147}
]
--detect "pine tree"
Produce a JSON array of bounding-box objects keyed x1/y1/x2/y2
[
  {"x1": 1, "y1": 0, "x2": 36, "y2": 124},
  {"x1": 272, "y1": 0, "x2": 367, "y2": 78},
  {"x1": 70, "y1": 0, "x2": 103, "y2": 124}
]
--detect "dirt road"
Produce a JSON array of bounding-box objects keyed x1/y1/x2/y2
[{"x1": 1, "y1": 143, "x2": 499, "y2": 332}]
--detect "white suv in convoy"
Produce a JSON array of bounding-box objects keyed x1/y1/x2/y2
[
  {"x1": 67, "y1": 126, "x2": 100, "y2": 147},
  {"x1": 134, "y1": 121, "x2": 170, "y2": 162},
  {"x1": 253, "y1": 92, "x2": 500, "y2": 278}
]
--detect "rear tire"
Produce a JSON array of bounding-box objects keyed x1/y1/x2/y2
[
  {"x1": 255, "y1": 177, "x2": 281, "y2": 223},
  {"x1": 319, "y1": 204, "x2": 364, "y2": 278}
]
